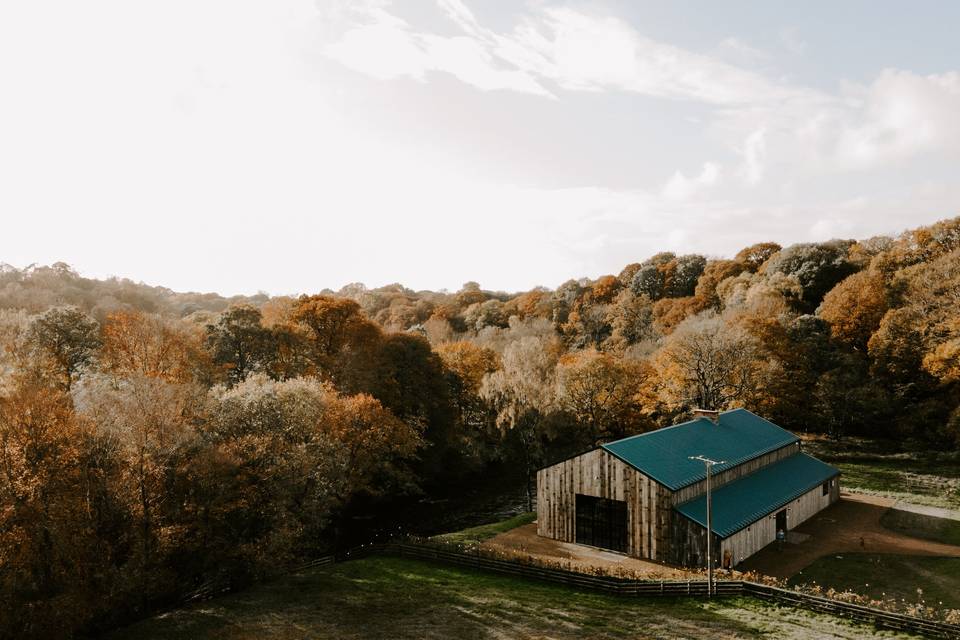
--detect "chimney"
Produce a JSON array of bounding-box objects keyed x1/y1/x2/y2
[{"x1": 693, "y1": 408, "x2": 720, "y2": 424}]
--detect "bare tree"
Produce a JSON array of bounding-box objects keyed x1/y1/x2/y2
[
  {"x1": 480, "y1": 335, "x2": 559, "y2": 510},
  {"x1": 656, "y1": 314, "x2": 762, "y2": 411}
]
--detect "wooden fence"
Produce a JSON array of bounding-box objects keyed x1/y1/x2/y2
[{"x1": 183, "y1": 541, "x2": 960, "y2": 639}]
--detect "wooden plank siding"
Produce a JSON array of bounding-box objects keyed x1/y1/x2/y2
[
  {"x1": 668, "y1": 513, "x2": 720, "y2": 568},
  {"x1": 537, "y1": 449, "x2": 673, "y2": 561},
  {"x1": 720, "y1": 475, "x2": 840, "y2": 566},
  {"x1": 537, "y1": 443, "x2": 838, "y2": 568}
]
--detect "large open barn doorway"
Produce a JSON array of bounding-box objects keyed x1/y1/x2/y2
[{"x1": 575, "y1": 494, "x2": 627, "y2": 552}]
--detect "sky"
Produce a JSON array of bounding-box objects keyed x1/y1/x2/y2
[{"x1": 1, "y1": 1, "x2": 958, "y2": 296}]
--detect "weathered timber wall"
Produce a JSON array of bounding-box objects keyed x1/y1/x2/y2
[
  {"x1": 537, "y1": 449, "x2": 673, "y2": 561},
  {"x1": 667, "y1": 513, "x2": 721, "y2": 568},
  {"x1": 720, "y1": 476, "x2": 840, "y2": 566}
]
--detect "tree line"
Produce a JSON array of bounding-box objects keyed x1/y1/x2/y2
[{"x1": 0, "y1": 216, "x2": 958, "y2": 637}]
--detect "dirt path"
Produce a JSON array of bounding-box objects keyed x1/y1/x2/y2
[
  {"x1": 483, "y1": 523, "x2": 692, "y2": 579},
  {"x1": 739, "y1": 492, "x2": 960, "y2": 578},
  {"x1": 486, "y1": 493, "x2": 960, "y2": 582}
]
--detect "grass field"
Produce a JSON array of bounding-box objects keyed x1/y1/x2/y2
[
  {"x1": 430, "y1": 511, "x2": 536, "y2": 545},
  {"x1": 803, "y1": 437, "x2": 960, "y2": 510},
  {"x1": 789, "y1": 554, "x2": 960, "y2": 611},
  {"x1": 108, "y1": 556, "x2": 922, "y2": 639}
]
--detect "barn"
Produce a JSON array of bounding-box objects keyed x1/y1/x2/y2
[{"x1": 536, "y1": 408, "x2": 840, "y2": 568}]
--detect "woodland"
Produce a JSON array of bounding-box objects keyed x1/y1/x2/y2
[{"x1": 0, "y1": 216, "x2": 958, "y2": 638}]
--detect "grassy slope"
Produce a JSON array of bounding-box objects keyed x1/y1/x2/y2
[
  {"x1": 803, "y1": 437, "x2": 960, "y2": 510},
  {"x1": 789, "y1": 554, "x2": 960, "y2": 610},
  {"x1": 109, "y1": 556, "x2": 921, "y2": 640},
  {"x1": 430, "y1": 511, "x2": 536, "y2": 545},
  {"x1": 880, "y1": 509, "x2": 960, "y2": 547}
]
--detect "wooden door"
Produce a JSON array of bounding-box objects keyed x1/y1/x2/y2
[{"x1": 575, "y1": 494, "x2": 628, "y2": 552}]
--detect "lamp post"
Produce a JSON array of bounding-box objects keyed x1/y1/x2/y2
[{"x1": 689, "y1": 455, "x2": 725, "y2": 596}]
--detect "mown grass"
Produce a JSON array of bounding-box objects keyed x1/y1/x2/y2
[
  {"x1": 430, "y1": 511, "x2": 536, "y2": 545},
  {"x1": 880, "y1": 509, "x2": 960, "y2": 547},
  {"x1": 789, "y1": 554, "x2": 960, "y2": 611},
  {"x1": 803, "y1": 437, "x2": 960, "y2": 510},
  {"x1": 108, "y1": 556, "x2": 922, "y2": 639}
]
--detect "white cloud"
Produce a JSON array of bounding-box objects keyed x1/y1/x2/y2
[
  {"x1": 0, "y1": 0, "x2": 958, "y2": 296},
  {"x1": 324, "y1": 4, "x2": 810, "y2": 106},
  {"x1": 741, "y1": 128, "x2": 767, "y2": 185},
  {"x1": 779, "y1": 28, "x2": 807, "y2": 55},
  {"x1": 323, "y1": 5, "x2": 552, "y2": 96},
  {"x1": 831, "y1": 70, "x2": 960, "y2": 169},
  {"x1": 717, "y1": 37, "x2": 768, "y2": 64},
  {"x1": 663, "y1": 162, "x2": 722, "y2": 200}
]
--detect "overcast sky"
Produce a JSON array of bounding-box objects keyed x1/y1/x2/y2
[{"x1": 2, "y1": 1, "x2": 958, "y2": 295}]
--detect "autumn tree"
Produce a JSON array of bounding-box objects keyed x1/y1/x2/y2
[
  {"x1": 73, "y1": 374, "x2": 204, "y2": 602},
  {"x1": 319, "y1": 391, "x2": 423, "y2": 498},
  {"x1": 481, "y1": 335, "x2": 561, "y2": 509},
  {"x1": 201, "y1": 377, "x2": 420, "y2": 564},
  {"x1": 27, "y1": 306, "x2": 101, "y2": 391},
  {"x1": 101, "y1": 310, "x2": 204, "y2": 382},
  {"x1": 664, "y1": 254, "x2": 707, "y2": 298},
  {"x1": 205, "y1": 305, "x2": 275, "y2": 385},
  {"x1": 651, "y1": 296, "x2": 703, "y2": 335},
  {"x1": 561, "y1": 302, "x2": 613, "y2": 348},
  {"x1": 436, "y1": 341, "x2": 499, "y2": 417},
  {"x1": 605, "y1": 290, "x2": 656, "y2": 350},
  {"x1": 629, "y1": 253, "x2": 673, "y2": 299},
  {"x1": 653, "y1": 313, "x2": 764, "y2": 413},
  {"x1": 0, "y1": 378, "x2": 97, "y2": 636},
  {"x1": 818, "y1": 269, "x2": 889, "y2": 351},
  {"x1": 200, "y1": 376, "x2": 348, "y2": 570},
  {"x1": 463, "y1": 299, "x2": 508, "y2": 331},
  {"x1": 692, "y1": 259, "x2": 747, "y2": 311},
  {"x1": 556, "y1": 349, "x2": 649, "y2": 444},
  {"x1": 734, "y1": 242, "x2": 781, "y2": 271},
  {"x1": 289, "y1": 295, "x2": 381, "y2": 386}
]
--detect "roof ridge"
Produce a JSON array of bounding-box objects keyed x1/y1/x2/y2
[
  {"x1": 600, "y1": 410, "x2": 801, "y2": 491},
  {"x1": 676, "y1": 450, "x2": 809, "y2": 504},
  {"x1": 601, "y1": 416, "x2": 707, "y2": 447}
]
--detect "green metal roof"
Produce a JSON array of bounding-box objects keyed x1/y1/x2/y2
[
  {"x1": 600, "y1": 409, "x2": 799, "y2": 490},
  {"x1": 674, "y1": 453, "x2": 840, "y2": 538}
]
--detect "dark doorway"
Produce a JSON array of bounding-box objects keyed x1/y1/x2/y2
[
  {"x1": 575, "y1": 494, "x2": 627, "y2": 552},
  {"x1": 776, "y1": 509, "x2": 787, "y2": 532}
]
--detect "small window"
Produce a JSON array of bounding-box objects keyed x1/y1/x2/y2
[{"x1": 822, "y1": 481, "x2": 829, "y2": 496}]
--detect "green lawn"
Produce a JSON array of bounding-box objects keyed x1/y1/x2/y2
[
  {"x1": 430, "y1": 511, "x2": 536, "y2": 545},
  {"x1": 880, "y1": 509, "x2": 960, "y2": 547},
  {"x1": 803, "y1": 438, "x2": 960, "y2": 510},
  {"x1": 789, "y1": 554, "x2": 960, "y2": 611},
  {"x1": 108, "y1": 556, "x2": 922, "y2": 639}
]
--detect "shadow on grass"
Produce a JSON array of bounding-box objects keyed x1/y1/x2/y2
[
  {"x1": 789, "y1": 553, "x2": 960, "y2": 610},
  {"x1": 880, "y1": 509, "x2": 960, "y2": 547},
  {"x1": 107, "y1": 556, "x2": 761, "y2": 640}
]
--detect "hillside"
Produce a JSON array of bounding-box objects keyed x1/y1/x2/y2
[
  {"x1": 1, "y1": 216, "x2": 958, "y2": 638},
  {"x1": 108, "y1": 556, "x2": 923, "y2": 640}
]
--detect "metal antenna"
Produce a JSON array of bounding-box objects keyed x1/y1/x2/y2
[{"x1": 689, "y1": 455, "x2": 726, "y2": 596}]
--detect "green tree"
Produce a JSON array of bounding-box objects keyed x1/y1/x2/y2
[
  {"x1": 762, "y1": 240, "x2": 857, "y2": 312},
  {"x1": 27, "y1": 306, "x2": 101, "y2": 391},
  {"x1": 205, "y1": 304, "x2": 274, "y2": 385}
]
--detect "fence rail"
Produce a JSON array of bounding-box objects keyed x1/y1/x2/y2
[{"x1": 185, "y1": 541, "x2": 960, "y2": 639}]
